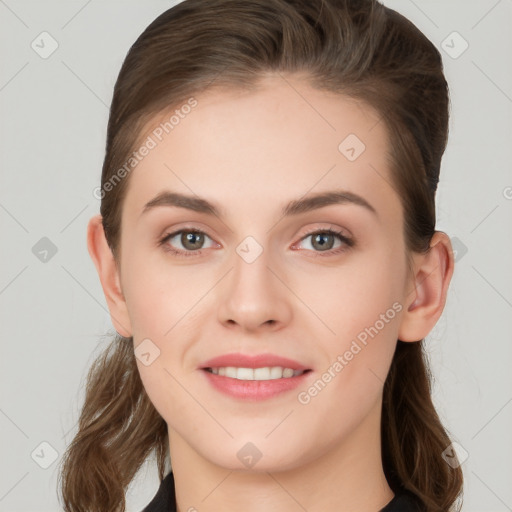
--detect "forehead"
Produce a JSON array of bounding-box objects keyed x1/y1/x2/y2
[{"x1": 122, "y1": 74, "x2": 399, "y2": 223}]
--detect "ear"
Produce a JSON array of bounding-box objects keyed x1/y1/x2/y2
[
  {"x1": 398, "y1": 231, "x2": 454, "y2": 342},
  {"x1": 86, "y1": 214, "x2": 132, "y2": 337}
]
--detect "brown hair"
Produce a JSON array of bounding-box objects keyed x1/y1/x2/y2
[{"x1": 58, "y1": 0, "x2": 464, "y2": 510}]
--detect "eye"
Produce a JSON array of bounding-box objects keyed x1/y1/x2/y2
[
  {"x1": 158, "y1": 226, "x2": 354, "y2": 259},
  {"x1": 158, "y1": 228, "x2": 217, "y2": 257},
  {"x1": 292, "y1": 227, "x2": 354, "y2": 257}
]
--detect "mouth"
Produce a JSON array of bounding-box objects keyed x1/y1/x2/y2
[
  {"x1": 202, "y1": 366, "x2": 312, "y2": 380},
  {"x1": 200, "y1": 363, "x2": 313, "y2": 400},
  {"x1": 199, "y1": 353, "x2": 313, "y2": 400}
]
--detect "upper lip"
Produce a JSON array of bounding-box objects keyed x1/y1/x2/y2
[{"x1": 200, "y1": 353, "x2": 311, "y2": 371}]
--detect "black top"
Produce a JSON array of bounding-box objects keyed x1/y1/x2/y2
[{"x1": 141, "y1": 471, "x2": 425, "y2": 512}]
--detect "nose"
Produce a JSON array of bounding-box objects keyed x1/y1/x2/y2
[{"x1": 216, "y1": 243, "x2": 293, "y2": 333}]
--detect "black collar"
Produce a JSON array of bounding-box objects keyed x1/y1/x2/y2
[{"x1": 141, "y1": 471, "x2": 425, "y2": 512}]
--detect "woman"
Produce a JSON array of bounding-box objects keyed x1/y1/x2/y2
[{"x1": 58, "y1": 0, "x2": 464, "y2": 511}]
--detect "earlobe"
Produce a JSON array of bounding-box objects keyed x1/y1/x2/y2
[
  {"x1": 86, "y1": 214, "x2": 133, "y2": 338},
  {"x1": 398, "y1": 231, "x2": 454, "y2": 342}
]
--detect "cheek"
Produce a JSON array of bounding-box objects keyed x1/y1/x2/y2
[
  {"x1": 121, "y1": 249, "x2": 203, "y2": 339},
  {"x1": 136, "y1": 357, "x2": 197, "y2": 429},
  {"x1": 299, "y1": 246, "x2": 404, "y2": 337},
  {"x1": 300, "y1": 247, "x2": 405, "y2": 387},
  {"x1": 125, "y1": 252, "x2": 205, "y2": 423},
  {"x1": 297, "y1": 267, "x2": 402, "y2": 434}
]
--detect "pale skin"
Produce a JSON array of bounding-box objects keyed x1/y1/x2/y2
[{"x1": 87, "y1": 74, "x2": 454, "y2": 512}]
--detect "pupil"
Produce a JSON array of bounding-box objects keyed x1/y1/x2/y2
[
  {"x1": 314, "y1": 233, "x2": 333, "y2": 250},
  {"x1": 184, "y1": 232, "x2": 203, "y2": 249}
]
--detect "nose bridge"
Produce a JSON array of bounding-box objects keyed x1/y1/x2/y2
[
  {"x1": 232, "y1": 236, "x2": 272, "y2": 293},
  {"x1": 217, "y1": 234, "x2": 292, "y2": 330}
]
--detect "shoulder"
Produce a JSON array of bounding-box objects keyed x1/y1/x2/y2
[
  {"x1": 141, "y1": 471, "x2": 176, "y2": 512},
  {"x1": 380, "y1": 490, "x2": 426, "y2": 512}
]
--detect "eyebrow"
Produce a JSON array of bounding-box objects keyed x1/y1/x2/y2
[{"x1": 140, "y1": 189, "x2": 378, "y2": 219}]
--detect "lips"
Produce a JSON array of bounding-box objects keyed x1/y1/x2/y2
[{"x1": 199, "y1": 352, "x2": 311, "y2": 371}]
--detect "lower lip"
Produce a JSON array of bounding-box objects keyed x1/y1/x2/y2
[{"x1": 201, "y1": 369, "x2": 312, "y2": 400}]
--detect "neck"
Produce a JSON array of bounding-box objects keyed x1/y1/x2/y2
[{"x1": 168, "y1": 399, "x2": 394, "y2": 512}]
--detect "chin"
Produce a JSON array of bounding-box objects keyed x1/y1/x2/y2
[{"x1": 199, "y1": 438, "x2": 309, "y2": 474}]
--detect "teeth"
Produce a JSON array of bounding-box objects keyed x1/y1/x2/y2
[{"x1": 208, "y1": 366, "x2": 305, "y2": 380}]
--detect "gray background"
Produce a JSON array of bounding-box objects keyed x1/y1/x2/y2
[{"x1": 0, "y1": 1, "x2": 511, "y2": 510}]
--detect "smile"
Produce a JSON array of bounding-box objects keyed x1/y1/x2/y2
[{"x1": 204, "y1": 366, "x2": 308, "y2": 380}]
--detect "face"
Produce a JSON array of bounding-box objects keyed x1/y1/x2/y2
[{"x1": 116, "y1": 74, "x2": 413, "y2": 472}]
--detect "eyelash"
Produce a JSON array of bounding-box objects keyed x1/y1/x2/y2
[{"x1": 158, "y1": 226, "x2": 354, "y2": 259}]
